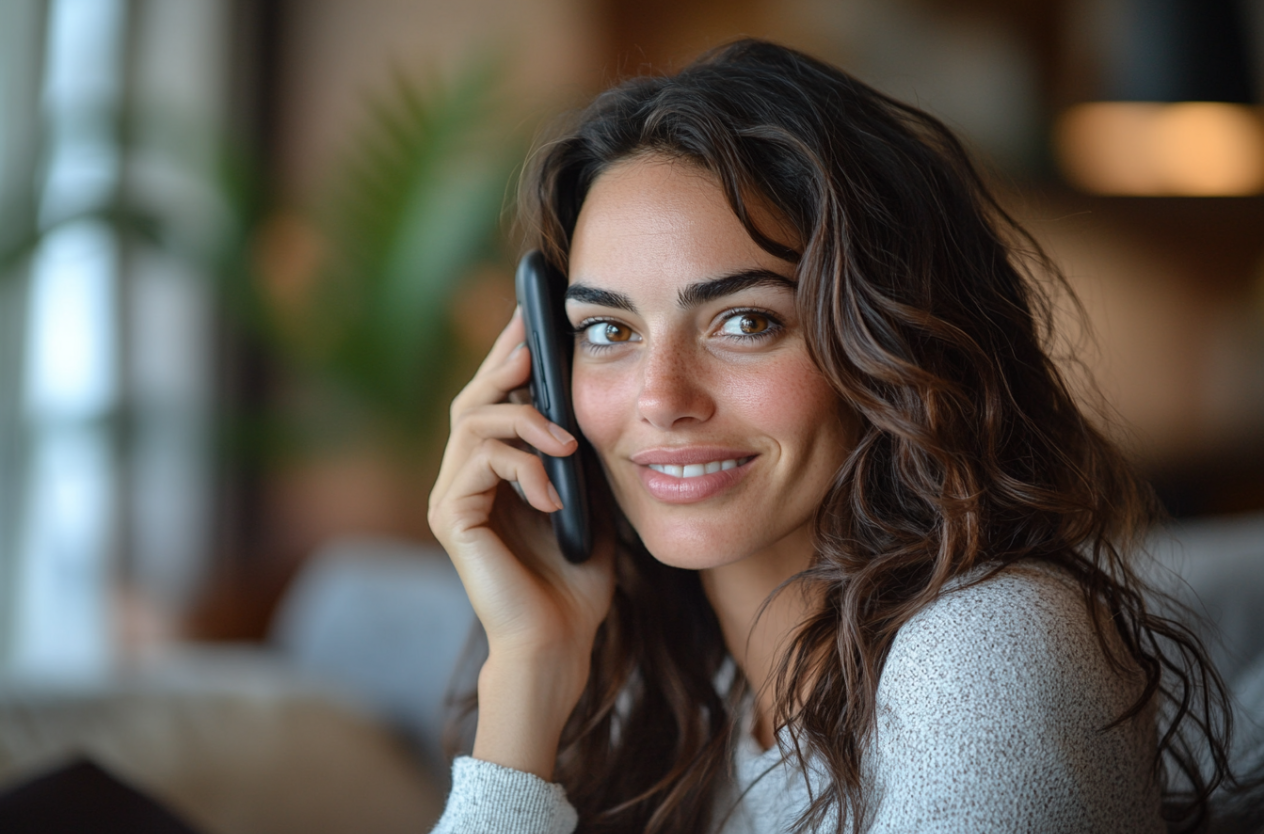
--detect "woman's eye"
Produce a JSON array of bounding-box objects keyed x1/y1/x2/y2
[
  {"x1": 583, "y1": 321, "x2": 638, "y2": 346},
  {"x1": 719, "y1": 312, "x2": 774, "y2": 337}
]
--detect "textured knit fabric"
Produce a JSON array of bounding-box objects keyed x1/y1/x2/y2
[
  {"x1": 431, "y1": 563, "x2": 1165, "y2": 833},
  {"x1": 432, "y1": 756, "x2": 577, "y2": 834}
]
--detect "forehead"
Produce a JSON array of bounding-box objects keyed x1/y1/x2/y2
[{"x1": 568, "y1": 156, "x2": 793, "y2": 294}]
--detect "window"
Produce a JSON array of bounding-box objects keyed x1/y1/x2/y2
[{"x1": 1, "y1": 0, "x2": 227, "y2": 678}]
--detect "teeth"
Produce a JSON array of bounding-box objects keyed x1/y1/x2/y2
[{"x1": 648, "y1": 457, "x2": 749, "y2": 478}]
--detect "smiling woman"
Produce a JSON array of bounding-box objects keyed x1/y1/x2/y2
[
  {"x1": 425, "y1": 40, "x2": 1232, "y2": 834},
  {"x1": 566, "y1": 157, "x2": 850, "y2": 577}
]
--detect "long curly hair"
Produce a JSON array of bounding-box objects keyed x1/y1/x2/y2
[{"x1": 491, "y1": 38, "x2": 1232, "y2": 833}]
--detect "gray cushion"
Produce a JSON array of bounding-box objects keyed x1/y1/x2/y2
[
  {"x1": 1148, "y1": 513, "x2": 1264, "y2": 687},
  {"x1": 268, "y1": 538, "x2": 479, "y2": 778}
]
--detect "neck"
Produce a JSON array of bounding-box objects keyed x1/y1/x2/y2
[{"x1": 700, "y1": 525, "x2": 816, "y2": 750}]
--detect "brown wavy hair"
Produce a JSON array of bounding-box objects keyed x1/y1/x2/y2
[{"x1": 482, "y1": 39, "x2": 1232, "y2": 833}]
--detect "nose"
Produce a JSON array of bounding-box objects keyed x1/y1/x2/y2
[{"x1": 636, "y1": 338, "x2": 714, "y2": 430}]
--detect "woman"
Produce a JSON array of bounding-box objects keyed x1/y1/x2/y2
[{"x1": 427, "y1": 40, "x2": 1230, "y2": 833}]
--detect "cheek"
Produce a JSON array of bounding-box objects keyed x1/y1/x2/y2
[
  {"x1": 721, "y1": 354, "x2": 842, "y2": 444},
  {"x1": 572, "y1": 365, "x2": 629, "y2": 453}
]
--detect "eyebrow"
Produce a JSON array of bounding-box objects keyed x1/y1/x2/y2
[
  {"x1": 676, "y1": 269, "x2": 795, "y2": 307},
  {"x1": 563, "y1": 284, "x2": 635, "y2": 311},
  {"x1": 564, "y1": 268, "x2": 795, "y2": 313}
]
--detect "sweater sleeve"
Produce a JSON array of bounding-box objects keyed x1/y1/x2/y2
[
  {"x1": 866, "y1": 565, "x2": 1165, "y2": 834},
  {"x1": 430, "y1": 757, "x2": 578, "y2": 834}
]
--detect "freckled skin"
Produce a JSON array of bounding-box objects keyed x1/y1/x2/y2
[{"x1": 567, "y1": 156, "x2": 854, "y2": 576}]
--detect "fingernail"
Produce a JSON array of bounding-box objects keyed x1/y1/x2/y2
[
  {"x1": 509, "y1": 341, "x2": 526, "y2": 358},
  {"x1": 547, "y1": 483, "x2": 563, "y2": 509},
  {"x1": 547, "y1": 423, "x2": 576, "y2": 445}
]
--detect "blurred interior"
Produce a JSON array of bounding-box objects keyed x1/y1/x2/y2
[{"x1": 1, "y1": 0, "x2": 1263, "y2": 831}]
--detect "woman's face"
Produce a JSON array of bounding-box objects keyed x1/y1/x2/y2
[{"x1": 565, "y1": 155, "x2": 854, "y2": 572}]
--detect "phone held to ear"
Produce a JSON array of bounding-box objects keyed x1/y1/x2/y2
[{"x1": 515, "y1": 250, "x2": 593, "y2": 564}]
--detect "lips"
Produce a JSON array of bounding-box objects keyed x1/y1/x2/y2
[{"x1": 630, "y1": 448, "x2": 757, "y2": 504}]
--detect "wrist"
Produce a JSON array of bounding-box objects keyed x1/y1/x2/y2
[
  {"x1": 472, "y1": 652, "x2": 590, "y2": 781},
  {"x1": 484, "y1": 636, "x2": 593, "y2": 704}
]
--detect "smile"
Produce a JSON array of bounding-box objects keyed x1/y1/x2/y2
[
  {"x1": 646, "y1": 457, "x2": 753, "y2": 478},
  {"x1": 633, "y1": 452, "x2": 757, "y2": 504}
]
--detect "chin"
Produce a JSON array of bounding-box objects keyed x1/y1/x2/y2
[
  {"x1": 644, "y1": 544, "x2": 740, "y2": 572},
  {"x1": 626, "y1": 514, "x2": 761, "y2": 571}
]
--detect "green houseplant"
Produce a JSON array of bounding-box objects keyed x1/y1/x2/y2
[{"x1": 240, "y1": 59, "x2": 523, "y2": 457}]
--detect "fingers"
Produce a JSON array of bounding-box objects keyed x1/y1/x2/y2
[
  {"x1": 442, "y1": 440, "x2": 562, "y2": 522},
  {"x1": 457, "y1": 403, "x2": 577, "y2": 457},
  {"x1": 432, "y1": 401, "x2": 576, "y2": 501},
  {"x1": 431, "y1": 307, "x2": 583, "y2": 548}
]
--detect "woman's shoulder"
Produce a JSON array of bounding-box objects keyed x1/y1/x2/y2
[
  {"x1": 909, "y1": 559, "x2": 1085, "y2": 627},
  {"x1": 869, "y1": 560, "x2": 1163, "y2": 833},
  {"x1": 874, "y1": 561, "x2": 1152, "y2": 768},
  {"x1": 882, "y1": 560, "x2": 1122, "y2": 700}
]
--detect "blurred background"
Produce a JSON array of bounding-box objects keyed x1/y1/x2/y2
[{"x1": 0, "y1": 0, "x2": 1262, "y2": 831}]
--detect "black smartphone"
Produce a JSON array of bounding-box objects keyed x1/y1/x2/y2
[{"x1": 515, "y1": 250, "x2": 593, "y2": 564}]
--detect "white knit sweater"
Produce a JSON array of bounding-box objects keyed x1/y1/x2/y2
[{"x1": 432, "y1": 563, "x2": 1165, "y2": 833}]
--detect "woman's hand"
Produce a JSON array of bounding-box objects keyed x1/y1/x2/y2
[{"x1": 428, "y1": 309, "x2": 615, "y2": 780}]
